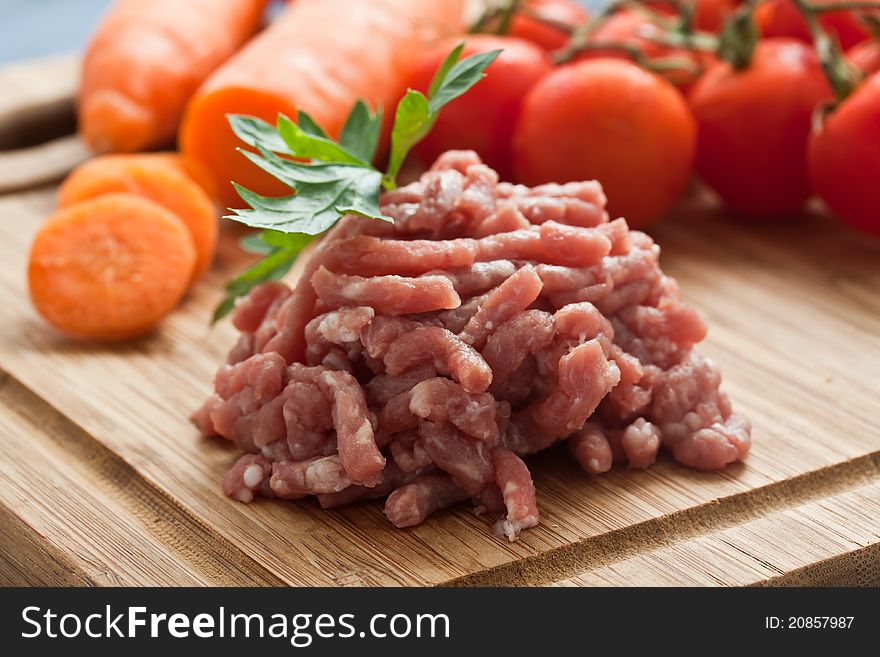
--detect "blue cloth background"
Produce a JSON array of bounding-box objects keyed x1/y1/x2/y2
[{"x1": 0, "y1": 0, "x2": 604, "y2": 64}]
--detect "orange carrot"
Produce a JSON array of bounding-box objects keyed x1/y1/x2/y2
[
  {"x1": 180, "y1": 0, "x2": 464, "y2": 207},
  {"x1": 58, "y1": 156, "x2": 217, "y2": 281},
  {"x1": 79, "y1": 0, "x2": 269, "y2": 153},
  {"x1": 28, "y1": 193, "x2": 196, "y2": 341}
]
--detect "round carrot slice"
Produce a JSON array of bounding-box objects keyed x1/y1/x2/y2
[
  {"x1": 28, "y1": 193, "x2": 196, "y2": 340},
  {"x1": 58, "y1": 155, "x2": 217, "y2": 281},
  {"x1": 148, "y1": 152, "x2": 219, "y2": 201}
]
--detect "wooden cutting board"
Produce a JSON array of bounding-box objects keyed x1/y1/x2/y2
[{"x1": 1, "y1": 56, "x2": 878, "y2": 587}]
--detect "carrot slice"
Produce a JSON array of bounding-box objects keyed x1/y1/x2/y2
[
  {"x1": 180, "y1": 0, "x2": 464, "y2": 207},
  {"x1": 58, "y1": 156, "x2": 217, "y2": 281},
  {"x1": 79, "y1": 0, "x2": 269, "y2": 153},
  {"x1": 28, "y1": 193, "x2": 196, "y2": 341},
  {"x1": 148, "y1": 152, "x2": 219, "y2": 201}
]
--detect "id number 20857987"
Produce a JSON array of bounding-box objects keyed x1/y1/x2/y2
[{"x1": 765, "y1": 617, "x2": 855, "y2": 630}]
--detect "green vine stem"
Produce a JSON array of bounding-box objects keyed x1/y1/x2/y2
[
  {"x1": 641, "y1": 28, "x2": 719, "y2": 52},
  {"x1": 558, "y1": 40, "x2": 701, "y2": 79},
  {"x1": 553, "y1": 0, "x2": 635, "y2": 63},
  {"x1": 802, "y1": 1, "x2": 880, "y2": 10},
  {"x1": 716, "y1": 0, "x2": 761, "y2": 69},
  {"x1": 495, "y1": 0, "x2": 523, "y2": 34},
  {"x1": 863, "y1": 14, "x2": 880, "y2": 40},
  {"x1": 791, "y1": 0, "x2": 862, "y2": 100},
  {"x1": 516, "y1": 7, "x2": 576, "y2": 34}
]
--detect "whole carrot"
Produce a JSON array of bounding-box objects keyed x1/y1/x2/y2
[
  {"x1": 79, "y1": 0, "x2": 269, "y2": 153},
  {"x1": 180, "y1": 0, "x2": 464, "y2": 207}
]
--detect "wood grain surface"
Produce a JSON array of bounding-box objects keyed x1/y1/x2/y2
[
  {"x1": 0, "y1": 55, "x2": 89, "y2": 194},
  {"x1": 0, "y1": 57, "x2": 878, "y2": 587}
]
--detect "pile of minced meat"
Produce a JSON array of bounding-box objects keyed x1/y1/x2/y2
[{"x1": 194, "y1": 151, "x2": 751, "y2": 540}]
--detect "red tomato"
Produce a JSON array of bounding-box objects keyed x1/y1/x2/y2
[
  {"x1": 688, "y1": 39, "x2": 832, "y2": 217},
  {"x1": 848, "y1": 39, "x2": 880, "y2": 76},
  {"x1": 590, "y1": 10, "x2": 671, "y2": 59},
  {"x1": 410, "y1": 35, "x2": 552, "y2": 181},
  {"x1": 588, "y1": 9, "x2": 716, "y2": 90},
  {"x1": 755, "y1": 0, "x2": 872, "y2": 50},
  {"x1": 809, "y1": 71, "x2": 880, "y2": 236},
  {"x1": 691, "y1": 0, "x2": 739, "y2": 32},
  {"x1": 509, "y1": 0, "x2": 589, "y2": 52},
  {"x1": 512, "y1": 58, "x2": 697, "y2": 228},
  {"x1": 653, "y1": 0, "x2": 738, "y2": 32}
]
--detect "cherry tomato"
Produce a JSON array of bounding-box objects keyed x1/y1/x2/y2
[
  {"x1": 809, "y1": 71, "x2": 880, "y2": 236},
  {"x1": 653, "y1": 0, "x2": 739, "y2": 32},
  {"x1": 508, "y1": 0, "x2": 589, "y2": 52},
  {"x1": 755, "y1": 0, "x2": 872, "y2": 50},
  {"x1": 691, "y1": 0, "x2": 739, "y2": 33},
  {"x1": 847, "y1": 39, "x2": 880, "y2": 76},
  {"x1": 688, "y1": 38, "x2": 832, "y2": 217},
  {"x1": 590, "y1": 10, "x2": 671, "y2": 60},
  {"x1": 409, "y1": 35, "x2": 552, "y2": 181},
  {"x1": 513, "y1": 58, "x2": 697, "y2": 228},
  {"x1": 588, "y1": 9, "x2": 716, "y2": 90}
]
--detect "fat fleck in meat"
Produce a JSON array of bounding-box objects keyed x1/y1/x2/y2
[
  {"x1": 223, "y1": 454, "x2": 273, "y2": 503},
  {"x1": 197, "y1": 150, "x2": 750, "y2": 540}
]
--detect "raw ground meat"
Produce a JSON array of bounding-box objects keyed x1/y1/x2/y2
[{"x1": 196, "y1": 150, "x2": 751, "y2": 540}]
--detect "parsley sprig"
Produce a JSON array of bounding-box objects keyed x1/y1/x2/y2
[{"x1": 213, "y1": 44, "x2": 501, "y2": 322}]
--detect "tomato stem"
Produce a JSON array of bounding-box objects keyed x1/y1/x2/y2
[
  {"x1": 556, "y1": 40, "x2": 701, "y2": 79},
  {"x1": 495, "y1": 0, "x2": 524, "y2": 35},
  {"x1": 517, "y1": 7, "x2": 576, "y2": 34},
  {"x1": 790, "y1": 0, "x2": 861, "y2": 101},
  {"x1": 717, "y1": 0, "x2": 761, "y2": 70},
  {"x1": 554, "y1": 0, "x2": 624, "y2": 63},
  {"x1": 641, "y1": 29, "x2": 719, "y2": 53},
  {"x1": 468, "y1": 0, "x2": 526, "y2": 34},
  {"x1": 801, "y1": 1, "x2": 880, "y2": 10},
  {"x1": 861, "y1": 14, "x2": 880, "y2": 40}
]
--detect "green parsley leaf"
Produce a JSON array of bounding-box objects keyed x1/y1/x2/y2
[
  {"x1": 384, "y1": 90, "x2": 432, "y2": 189},
  {"x1": 277, "y1": 114, "x2": 368, "y2": 165},
  {"x1": 239, "y1": 233, "x2": 274, "y2": 255},
  {"x1": 296, "y1": 109, "x2": 329, "y2": 138},
  {"x1": 228, "y1": 114, "x2": 291, "y2": 154},
  {"x1": 227, "y1": 146, "x2": 390, "y2": 234},
  {"x1": 428, "y1": 42, "x2": 466, "y2": 98},
  {"x1": 383, "y1": 44, "x2": 501, "y2": 188},
  {"x1": 428, "y1": 48, "x2": 502, "y2": 114},
  {"x1": 240, "y1": 230, "x2": 313, "y2": 255},
  {"x1": 339, "y1": 100, "x2": 382, "y2": 163}
]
